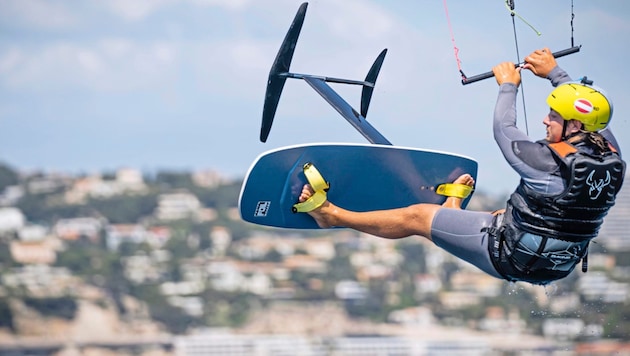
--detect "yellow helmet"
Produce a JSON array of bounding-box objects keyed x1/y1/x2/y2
[{"x1": 546, "y1": 80, "x2": 612, "y2": 132}]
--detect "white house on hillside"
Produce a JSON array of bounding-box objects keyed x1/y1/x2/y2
[
  {"x1": 0, "y1": 207, "x2": 25, "y2": 233},
  {"x1": 155, "y1": 191, "x2": 202, "y2": 221}
]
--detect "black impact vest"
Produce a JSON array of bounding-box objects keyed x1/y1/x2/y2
[{"x1": 488, "y1": 133, "x2": 626, "y2": 284}]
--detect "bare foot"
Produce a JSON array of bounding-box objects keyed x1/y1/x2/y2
[
  {"x1": 442, "y1": 173, "x2": 475, "y2": 209},
  {"x1": 298, "y1": 184, "x2": 334, "y2": 228}
]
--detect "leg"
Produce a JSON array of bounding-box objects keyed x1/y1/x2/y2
[
  {"x1": 431, "y1": 208, "x2": 502, "y2": 278},
  {"x1": 298, "y1": 174, "x2": 475, "y2": 241}
]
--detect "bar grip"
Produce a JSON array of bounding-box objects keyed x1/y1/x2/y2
[{"x1": 461, "y1": 45, "x2": 581, "y2": 85}]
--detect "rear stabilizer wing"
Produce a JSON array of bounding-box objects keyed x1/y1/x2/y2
[{"x1": 361, "y1": 49, "x2": 387, "y2": 118}]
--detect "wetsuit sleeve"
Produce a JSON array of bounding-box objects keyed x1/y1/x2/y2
[
  {"x1": 492, "y1": 65, "x2": 572, "y2": 153},
  {"x1": 493, "y1": 83, "x2": 563, "y2": 193},
  {"x1": 547, "y1": 66, "x2": 572, "y2": 87}
]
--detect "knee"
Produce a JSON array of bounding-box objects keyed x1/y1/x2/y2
[{"x1": 406, "y1": 203, "x2": 441, "y2": 223}]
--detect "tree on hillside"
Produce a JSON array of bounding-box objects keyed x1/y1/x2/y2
[
  {"x1": 88, "y1": 194, "x2": 158, "y2": 224},
  {"x1": 0, "y1": 163, "x2": 19, "y2": 191},
  {"x1": 152, "y1": 171, "x2": 195, "y2": 190},
  {"x1": 0, "y1": 299, "x2": 14, "y2": 330}
]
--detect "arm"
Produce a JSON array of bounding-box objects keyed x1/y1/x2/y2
[
  {"x1": 491, "y1": 59, "x2": 565, "y2": 193},
  {"x1": 491, "y1": 78, "x2": 558, "y2": 184},
  {"x1": 492, "y1": 81, "x2": 530, "y2": 157},
  {"x1": 491, "y1": 63, "x2": 534, "y2": 174}
]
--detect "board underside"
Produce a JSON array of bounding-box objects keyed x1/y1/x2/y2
[{"x1": 239, "y1": 143, "x2": 478, "y2": 229}]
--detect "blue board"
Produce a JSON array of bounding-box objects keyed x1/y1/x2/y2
[{"x1": 239, "y1": 143, "x2": 478, "y2": 229}]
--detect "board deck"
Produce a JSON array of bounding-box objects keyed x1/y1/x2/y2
[{"x1": 238, "y1": 143, "x2": 478, "y2": 229}]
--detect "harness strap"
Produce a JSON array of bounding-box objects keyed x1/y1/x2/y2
[
  {"x1": 482, "y1": 214, "x2": 513, "y2": 282},
  {"x1": 582, "y1": 248, "x2": 589, "y2": 273},
  {"x1": 292, "y1": 163, "x2": 330, "y2": 213},
  {"x1": 523, "y1": 235, "x2": 549, "y2": 273},
  {"x1": 550, "y1": 133, "x2": 620, "y2": 157},
  {"x1": 481, "y1": 214, "x2": 507, "y2": 248}
]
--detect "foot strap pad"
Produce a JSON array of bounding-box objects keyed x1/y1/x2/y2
[
  {"x1": 436, "y1": 183, "x2": 473, "y2": 199},
  {"x1": 292, "y1": 163, "x2": 330, "y2": 213}
]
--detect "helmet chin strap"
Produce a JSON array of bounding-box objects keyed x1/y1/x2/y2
[{"x1": 561, "y1": 120, "x2": 570, "y2": 140}]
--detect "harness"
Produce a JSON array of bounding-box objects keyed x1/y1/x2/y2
[{"x1": 487, "y1": 133, "x2": 626, "y2": 284}]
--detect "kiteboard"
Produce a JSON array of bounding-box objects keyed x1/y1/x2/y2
[{"x1": 239, "y1": 143, "x2": 478, "y2": 229}]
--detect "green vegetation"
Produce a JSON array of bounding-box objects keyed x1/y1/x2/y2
[
  {"x1": 0, "y1": 299, "x2": 14, "y2": 330},
  {"x1": 23, "y1": 297, "x2": 78, "y2": 320},
  {"x1": 0, "y1": 163, "x2": 19, "y2": 191}
]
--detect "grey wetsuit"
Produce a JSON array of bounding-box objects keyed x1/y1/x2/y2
[{"x1": 430, "y1": 66, "x2": 621, "y2": 280}]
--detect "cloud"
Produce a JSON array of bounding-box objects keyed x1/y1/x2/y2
[
  {"x1": 102, "y1": 0, "x2": 252, "y2": 22},
  {"x1": 0, "y1": 39, "x2": 179, "y2": 92},
  {"x1": 192, "y1": 39, "x2": 270, "y2": 98},
  {"x1": 0, "y1": 48, "x2": 22, "y2": 74},
  {"x1": 319, "y1": 1, "x2": 396, "y2": 41},
  {"x1": 103, "y1": 0, "x2": 173, "y2": 22},
  {"x1": 0, "y1": 0, "x2": 79, "y2": 30},
  {"x1": 188, "y1": 0, "x2": 251, "y2": 11}
]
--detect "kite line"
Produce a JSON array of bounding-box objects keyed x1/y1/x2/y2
[{"x1": 443, "y1": 0, "x2": 579, "y2": 135}]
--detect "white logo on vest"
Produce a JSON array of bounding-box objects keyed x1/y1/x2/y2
[{"x1": 586, "y1": 170, "x2": 611, "y2": 200}]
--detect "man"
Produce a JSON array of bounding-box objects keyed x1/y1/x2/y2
[{"x1": 296, "y1": 48, "x2": 626, "y2": 285}]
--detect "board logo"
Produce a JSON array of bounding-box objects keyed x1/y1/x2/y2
[{"x1": 254, "y1": 201, "x2": 271, "y2": 217}]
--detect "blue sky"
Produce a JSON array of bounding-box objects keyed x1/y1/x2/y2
[{"x1": 1, "y1": 0, "x2": 628, "y2": 195}]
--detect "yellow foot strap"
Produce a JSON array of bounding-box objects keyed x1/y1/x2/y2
[
  {"x1": 292, "y1": 163, "x2": 330, "y2": 213},
  {"x1": 436, "y1": 183, "x2": 473, "y2": 199}
]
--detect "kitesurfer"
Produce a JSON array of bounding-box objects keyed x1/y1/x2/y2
[{"x1": 297, "y1": 47, "x2": 625, "y2": 285}]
